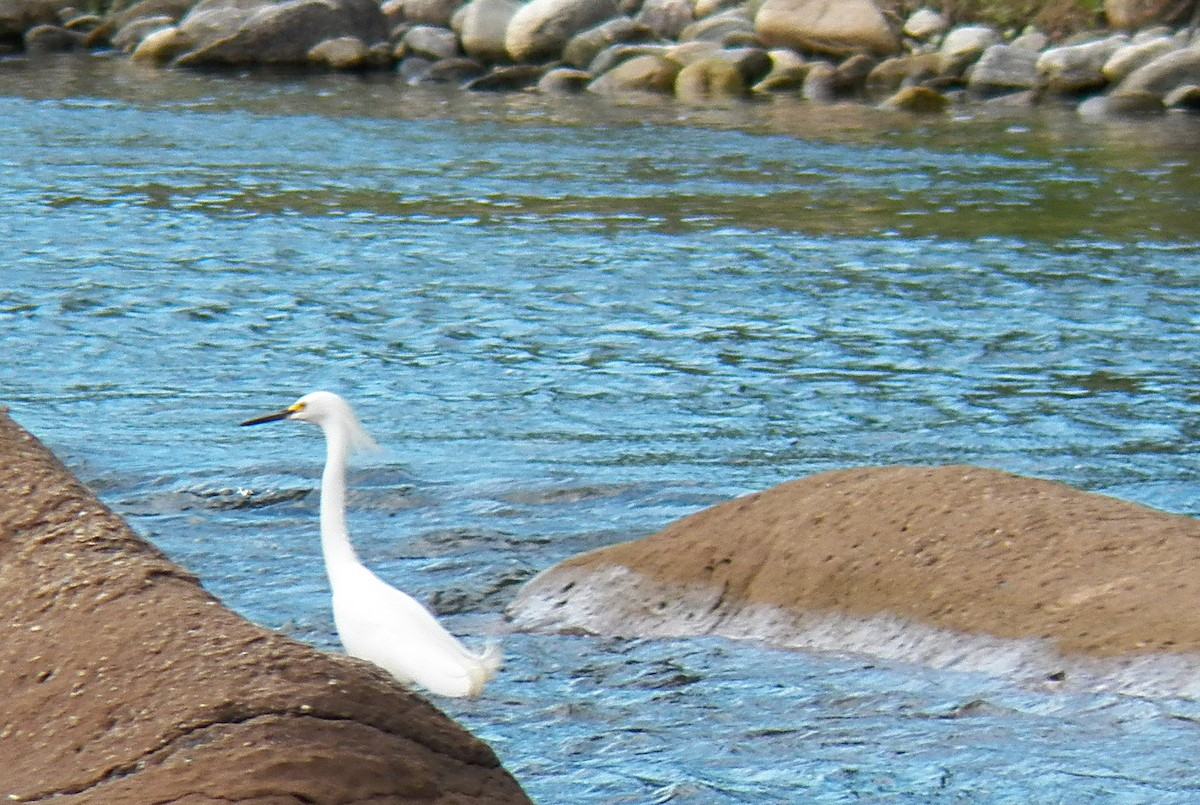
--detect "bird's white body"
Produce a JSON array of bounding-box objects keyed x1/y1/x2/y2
[
  {"x1": 329, "y1": 562, "x2": 499, "y2": 697},
  {"x1": 243, "y1": 391, "x2": 500, "y2": 697}
]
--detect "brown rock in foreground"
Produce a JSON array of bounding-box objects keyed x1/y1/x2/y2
[
  {"x1": 511, "y1": 465, "x2": 1200, "y2": 659},
  {"x1": 0, "y1": 410, "x2": 531, "y2": 804}
]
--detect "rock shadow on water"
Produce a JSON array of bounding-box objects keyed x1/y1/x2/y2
[{"x1": 501, "y1": 480, "x2": 645, "y2": 506}]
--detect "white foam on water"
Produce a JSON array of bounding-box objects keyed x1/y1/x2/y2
[{"x1": 510, "y1": 563, "x2": 1200, "y2": 700}]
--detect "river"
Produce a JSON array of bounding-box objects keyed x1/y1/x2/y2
[{"x1": 3, "y1": 52, "x2": 1200, "y2": 802}]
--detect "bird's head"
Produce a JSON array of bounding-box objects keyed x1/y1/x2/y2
[{"x1": 241, "y1": 391, "x2": 379, "y2": 452}]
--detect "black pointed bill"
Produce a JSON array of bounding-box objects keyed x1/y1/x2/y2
[{"x1": 240, "y1": 402, "x2": 302, "y2": 427}]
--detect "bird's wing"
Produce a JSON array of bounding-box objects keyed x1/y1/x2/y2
[{"x1": 331, "y1": 567, "x2": 498, "y2": 697}]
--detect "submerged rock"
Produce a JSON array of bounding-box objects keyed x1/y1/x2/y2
[
  {"x1": 1163, "y1": 82, "x2": 1200, "y2": 108},
  {"x1": 751, "y1": 46, "x2": 808, "y2": 91},
  {"x1": 309, "y1": 32, "x2": 379, "y2": 67},
  {"x1": 509, "y1": 465, "x2": 1200, "y2": 665},
  {"x1": 1078, "y1": 89, "x2": 1163, "y2": 116},
  {"x1": 864, "y1": 51, "x2": 939, "y2": 88},
  {"x1": 405, "y1": 53, "x2": 486, "y2": 82},
  {"x1": 587, "y1": 51, "x2": 679, "y2": 93},
  {"x1": 674, "y1": 55, "x2": 748, "y2": 102},
  {"x1": 462, "y1": 61, "x2": 541, "y2": 88},
  {"x1": 129, "y1": 22, "x2": 190, "y2": 61},
  {"x1": 536, "y1": 64, "x2": 592, "y2": 91},
  {"x1": 800, "y1": 59, "x2": 836, "y2": 101},
  {"x1": 0, "y1": 409, "x2": 531, "y2": 804},
  {"x1": 882, "y1": 83, "x2": 948, "y2": 112}
]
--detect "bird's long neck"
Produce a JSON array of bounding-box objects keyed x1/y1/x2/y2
[{"x1": 318, "y1": 422, "x2": 361, "y2": 577}]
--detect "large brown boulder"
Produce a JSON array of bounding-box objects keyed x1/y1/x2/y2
[
  {"x1": 168, "y1": 0, "x2": 389, "y2": 66},
  {"x1": 0, "y1": 409, "x2": 531, "y2": 804},
  {"x1": 510, "y1": 465, "x2": 1200, "y2": 663},
  {"x1": 754, "y1": 0, "x2": 897, "y2": 58},
  {"x1": 0, "y1": 0, "x2": 63, "y2": 47}
]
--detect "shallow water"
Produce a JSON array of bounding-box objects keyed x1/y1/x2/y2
[{"x1": 3, "y1": 53, "x2": 1200, "y2": 802}]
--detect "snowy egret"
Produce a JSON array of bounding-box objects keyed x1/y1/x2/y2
[{"x1": 241, "y1": 391, "x2": 500, "y2": 697}]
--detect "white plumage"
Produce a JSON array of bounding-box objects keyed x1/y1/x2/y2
[{"x1": 242, "y1": 390, "x2": 500, "y2": 697}]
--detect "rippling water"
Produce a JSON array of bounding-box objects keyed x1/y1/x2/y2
[{"x1": 4, "y1": 54, "x2": 1200, "y2": 802}]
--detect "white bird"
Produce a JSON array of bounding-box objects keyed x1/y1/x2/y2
[{"x1": 241, "y1": 390, "x2": 500, "y2": 697}]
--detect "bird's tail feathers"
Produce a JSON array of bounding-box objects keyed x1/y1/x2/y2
[
  {"x1": 477, "y1": 640, "x2": 503, "y2": 676},
  {"x1": 461, "y1": 640, "x2": 502, "y2": 696}
]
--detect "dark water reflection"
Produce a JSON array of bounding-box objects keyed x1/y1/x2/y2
[{"x1": 3, "y1": 54, "x2": 1200, "y2": 802}]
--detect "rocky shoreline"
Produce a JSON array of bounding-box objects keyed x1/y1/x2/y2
[{"x1": 3, "y1": 0, "x2": 1198, "y2": 117}]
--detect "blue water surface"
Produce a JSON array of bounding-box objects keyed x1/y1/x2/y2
[{"x1": 2, "y1": 55, "x2": 1200, "y2": 803}]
